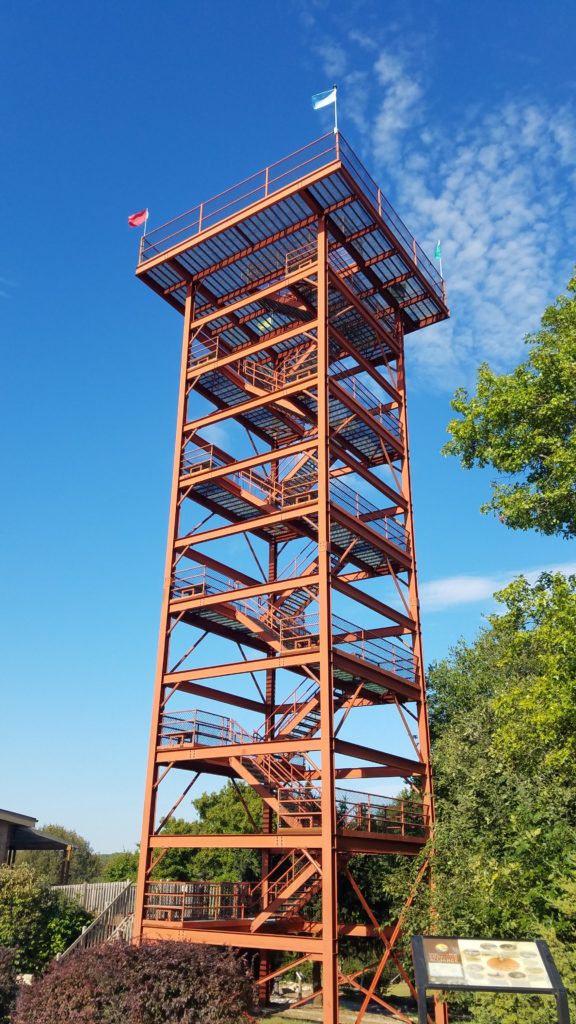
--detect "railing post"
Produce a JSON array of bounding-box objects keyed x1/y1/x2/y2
[
  {"x1": 264, "y1": 166, "x2": 269, "y2": 197},
  {"x1": 412, "y1": 238, "x2": 418, "y2": 265},
  {"x1": 377, "y1": 187, "x2": 382, "y2": 217},
  {"x1": 198, "y1": 203, "x2": 203, "y2": 233}
]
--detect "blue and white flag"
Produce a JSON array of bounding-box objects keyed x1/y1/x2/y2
[{"x1": 312, "y1": 87, "x2": 337, "y2": 110}]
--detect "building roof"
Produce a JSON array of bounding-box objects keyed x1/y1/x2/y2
[{"x1": 0, "y1": 807, "x2": 37, "y2": 828}]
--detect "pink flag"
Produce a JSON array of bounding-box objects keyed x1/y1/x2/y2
[{"x1": 128, "y1": 208, "x2": 148, "y2": 227}]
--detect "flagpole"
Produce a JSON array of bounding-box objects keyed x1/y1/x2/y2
[{"x1": 333, "y1": 84, "x2": 338, "y2": 134}]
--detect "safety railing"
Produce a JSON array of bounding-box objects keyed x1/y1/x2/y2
[
  {"x1": 59, "y1": 883, "x2": 135, "y2": 958},
  {"x1": 330, "y1": 478, "x2": 407, "y2": 550},
  {"x1": 159, "y1": 709, "x2": 255, "y2": 748},
  {"x1": 248, "y1": 350, "x2": 316, "y2": 388},
  {"x1": 257, "y1": 676, "x2": 320, "y2": 739},
  {"x1": 277, "y1": 787, "x2": 426, "y2": 836},
  {"x1": 188, "y1": 334, "x2": 221, "y2": 368},
  {"x1": 140, "y1": 134, "x2": 339, "y2": 261},
  {"x1": 333, "y1": 616, "x2": 416, "y2": 681},
  {"x1": 144, "y1": 881, "x2": 254, "y2": 922},
  {"x1": 281, "y1": 473, "x2": 318, "y2": 507},
  {"x1": 330, "y1": 359, "x2": 402, "y2": 441},
  {"x1": 181, "y1": 442, "x2": 219, "y2": 476},
  {"x1": 277, "y1": 539, "x2": 318, "y2": 581},
  {"x1": 171, "y1": 565, "x2": 240, "y2": 601},
  {"x1": 170, "y1": 566, "x2": 414, "y2": 673},
  {"x1": 179, "y1": 449, "x2": 278, "y2": 505},
  {"x1": 337, "y1": 134, "x2": 443, "y2": 299},
  {"x1": 139, "y1": 132, "x2": 443, "y2": 303},
  {"x1": 285, "y1": 240, "x2": 317, "y2": 275}
]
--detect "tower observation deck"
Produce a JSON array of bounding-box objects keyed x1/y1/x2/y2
[{"x1": 133, "y1": 132, "x2": 449, "y2": 1024}]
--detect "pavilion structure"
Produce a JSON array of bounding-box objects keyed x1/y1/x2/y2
[{"x1": 133, "y1": 132, "x2": 449, "y2": 1024}]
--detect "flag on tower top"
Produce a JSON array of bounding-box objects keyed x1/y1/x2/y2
[
  {"x1": 434, "y1": 240, "x2": 442, "y2": 259},
  {"x1": 128, "y1": 209, "x2": 149, "y2": 228},
  {"x1": 312, "y1": 87, "x2": 337, "y2": 110}
]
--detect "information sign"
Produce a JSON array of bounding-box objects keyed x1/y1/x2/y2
[{"x1": 411, "y1": 936, "x2": 569, "y2": 1024}]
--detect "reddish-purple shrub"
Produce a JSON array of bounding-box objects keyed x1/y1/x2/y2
[
  {"x1": 13, "y1": 940, "x2": 255, "y2": 1024},
  {"x1": 0, "y1": 947, "x2": 18, "y2": 1024}
]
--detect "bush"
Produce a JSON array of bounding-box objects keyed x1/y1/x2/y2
[
  {"x1": 0, "y1": 947, "x2": 17, "y2": 1024},
  {"x1": 13, "y1": 940, "x2": 256, "y2": 1024},
  {"x1": 0, "y1": 864, "x2": 91, "y2": 973}
]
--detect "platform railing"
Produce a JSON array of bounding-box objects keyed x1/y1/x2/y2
[
  {"x1": 170, "y1": 566, "x2": 415, "y2": 675},
  {"x1": 336, "y1": 134, "x2": 443, "y2": 299},
  {"x1": 333, "y1": 616, "x2": 417, "y2": 681},
  {"x1": 330, "y1": 358, "x2": 402, "y2": 440},
  {"x1": 138, "y1": 132, "x2": 443, "y2": 302},
  {"x1": 179, "y1": 448, "x2": 278, "y2": 504},
  {"x1": 144, "y1": 881, "x2": 254, "y2": 922},
  {"x1": 330, "y1": 478, "x2": 408, "y2": 550},
  {"x1": 278, "y1": 786, "x2": 426, "y2": 836},
  {"x1": 140, "y1": 134, "x2": 338, "y2": 261},
  {"x1": 159, "y1": 708, "x2": 255, "y2": 748}
]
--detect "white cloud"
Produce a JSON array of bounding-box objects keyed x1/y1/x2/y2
[
  {"x1": 313, "y1": 32, "x2": 576, "y2": 388},
  {"x1": 420, "y1": 562, "x2": 576, "y2": 611},
  {"x1": 372, "y1": 53, "x2": 423, "y2": 164},
  {"x1": 397, "y1": 99, "x2": 576, "y2": 384},
  {"x1": 314, "y1": 41, "x2": 348, "y2": 79}
]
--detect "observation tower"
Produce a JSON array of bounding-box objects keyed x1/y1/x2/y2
[{"x1": 133, "y1": 132, "x2": 449, "y2": 1024}]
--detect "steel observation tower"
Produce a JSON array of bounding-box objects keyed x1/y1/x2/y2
[{"x1": 133, "y1": 131, "x2": 449, "y2": 1024}]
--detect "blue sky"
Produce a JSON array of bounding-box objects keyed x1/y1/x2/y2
[{"x1": 1, "y1": 0, "x2": 574, "y2": 852}]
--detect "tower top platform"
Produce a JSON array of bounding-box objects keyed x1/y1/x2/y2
[{"x1": 136, "y1": 131, "x2": 448, "y2": 334}]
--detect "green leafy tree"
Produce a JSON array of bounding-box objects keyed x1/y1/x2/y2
[
  {"x1": 17, "y1": 825, "x2": 99, "y2": 885},
  {"x1": 153, "y1": 782, "x2": 262, "y2": 883},
  {"x1": 99, "y1": 850, "x2": 139, "y2": 882},
  {"x1": 424, "y1": 572, "x2": 576, "y2": 1024},
  {"x1": 0, "y1": 864, "x2": 91, "y2": 973},
  {"x1": 443, "y1": 272, "x2": 576, "y2": 537}
]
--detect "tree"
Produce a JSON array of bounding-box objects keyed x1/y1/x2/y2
[
  {"x1": 17, "y1": 825, "x2": 99, "y2": 885},
  {"x1": 443, "y1": 272, "x2": 576, "y2": 537},
  {"x1": 0, "y1": 864, "x2": 91, "y2": 973},
  {"x1": 13, "y1": 940, "x2": 255, "y2": 1024},
  {"x1": 424, "y1": 572, "x2": 576, "y2": 1024},
  {"x1": 99, "y1": 851, "x2": 139, "y2": 882},
  {"x1": 153, "y1": 782, "x2": 262, "y2": 883}
]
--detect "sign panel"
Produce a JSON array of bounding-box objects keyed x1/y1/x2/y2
[{"x1": 420, "y1": 937, "x2": 554, "y2": 991}]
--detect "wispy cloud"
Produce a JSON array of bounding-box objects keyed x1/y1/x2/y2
[
  {"x1": 420, "y1": 562, "x2": 576, "y2": 611},
  {"x1": 310, "y1": 31, "x2": 576, "y2": 387},
  {"x1": 398, "y1": 101, "x2": 576, "y2": 384}
]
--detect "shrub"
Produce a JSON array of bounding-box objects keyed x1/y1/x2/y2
[
  {"x1": 0, "y1": 864, "x2": 91, "y2": 973},
  {"x1": 0, "y1": 860, "x2": 90, "y2": 970},
  {"x1": 13, "y1": 940, "x2": 256, "y2": 1024},
  {"x1": 0, "y1": 947, "x2": 17, "y2": 1024}
]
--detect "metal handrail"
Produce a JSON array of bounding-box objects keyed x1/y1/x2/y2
[
  {"x1": 140, "y1": 134, "x2": 337, "y2": 260},
  {"x1": 277, "y1": 786, "x2": 426, "y2": 836},
  {"x1": 159, "y1": 708, "x2": 255, "y2": 748},
  {"x1": 144, "y1": 881, "x2": 254, "y2": 922},
  {"x1": 59, "y1": 882, "x2": 135, "y2": 958},
  {"x1": 138, "y1": 132, "x2": 443, "y2": 303},
  {"x1": 330, "y1": 358, "x2": 402, "y2": 440},
  {"x1": 170, "y1": 568, "x2": 414, "y2": 675},
  {"x1": 330, "y1": 478, "x2": 407, "y2": 550},
  {"x1": 333, "y1": 615, "x2": 416, "y2": 681}
]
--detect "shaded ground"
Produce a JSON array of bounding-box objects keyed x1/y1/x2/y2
[{"x1": 264, "y1": 980, "x2": 417, "y2": 1023}]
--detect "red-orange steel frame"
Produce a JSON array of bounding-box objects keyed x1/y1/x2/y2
[{"x1": 133, "y1": 132, "x2": 449, "y2": 1024}]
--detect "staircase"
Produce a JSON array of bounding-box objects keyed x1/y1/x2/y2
[{"x1": 248, "y1": 850, "x2": 322, "y2": 932}]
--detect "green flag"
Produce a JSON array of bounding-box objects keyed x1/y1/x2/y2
[{"x1": 434, "y1": 240, "x2": 442, "y2": 260}]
